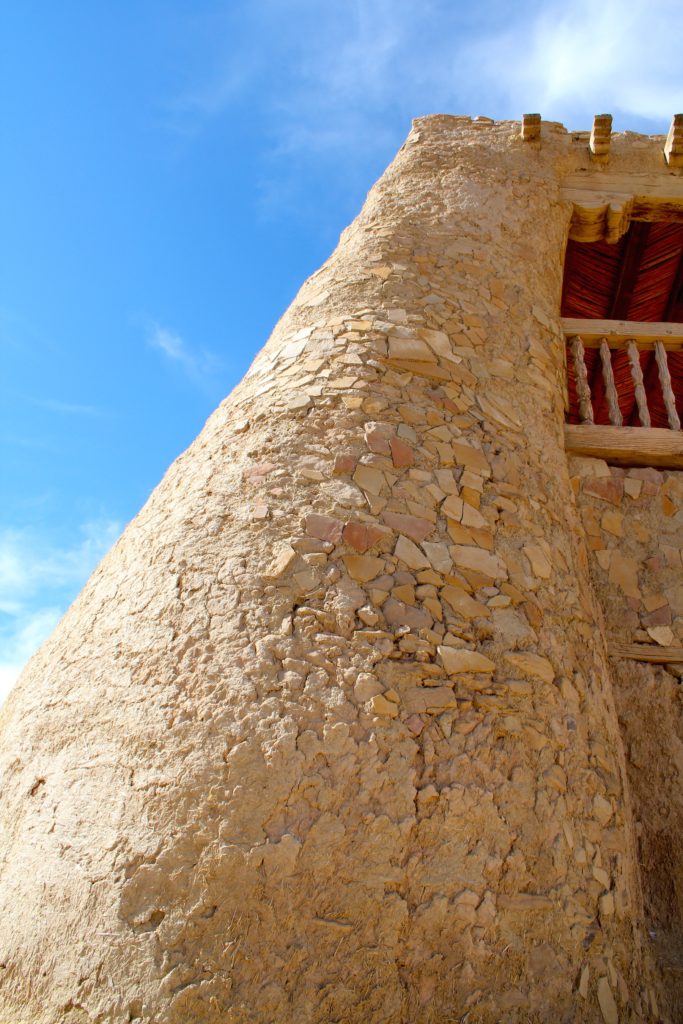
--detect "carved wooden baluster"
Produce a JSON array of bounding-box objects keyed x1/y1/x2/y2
[
  {"x1": 627, "y1": 340, "x2": 651, "y2": 427},
  {"x1": 570, "y1": 336, "x2": 594, "y2": 424},
  {"x1": 599, "y1": 338, "x2": 622, "y2": 425},
  {"x1": 655, "y1": 340, "x2": 681, "y2": 430}
]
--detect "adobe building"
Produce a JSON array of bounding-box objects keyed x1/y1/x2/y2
[{"x1": 0, "y1": 114, "x2": 682, "y2": 1023}]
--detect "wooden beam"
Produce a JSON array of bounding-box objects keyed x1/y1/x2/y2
[
  {"x1": 664, "y1": 114, "x2": 683, "y2": 169},
  {"x1": 565, "y1": 424, "x2": 683, "y2": 468},
  {"x1": 561, "y1": 318, "x2": 683, "y2": 349},
  {"x1": 663, "y1": 246, "x2": 683, "y2": 321},
  {"x1": 589, "y1": 114, "x2": 612, "y2": 163},
  {"x1": 561, "y1": 174, "x2": 683, "y2": 243},
  {"x1": 609, "y1": 642, "x2": 683, "y2": 664},
  {"x1": 521, "y1": 113, "x2": 541, "y2": 142},
  {"x1": 608, "y1": 222, "x2": 650, "y2": 319}
]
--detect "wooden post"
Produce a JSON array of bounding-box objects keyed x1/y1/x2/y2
[
  {"x1": 590, "y1": 114, "x2": 612, "y2": 163},
  {"x1": 521, "y1": 113, "x2": 541, "y2": 142},
  {"x1": 654, "y1": 340, "x2": 681, "y2": 430},
  {"x1": 664, "y1": 114, "x2": 683, "y2": 168},
  {"x1": 627, "y1": 340, "x2": 651, "y2": 427},
  {"x1": 571, "y1": 337, "x2": 594, "y2": 424},
  {"x1": 599, "y1": 339, "x2": 622, "y2": 425}
]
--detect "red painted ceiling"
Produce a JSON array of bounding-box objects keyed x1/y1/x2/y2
[{"x1": 562, "y1": 221, "x2": 683, "y2": 427}]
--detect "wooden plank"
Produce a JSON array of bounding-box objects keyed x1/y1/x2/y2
[
  {"x1": 561, "y1": 318, "x2": 683, "y2": 349},
  {"x1": 609, "y1": 642, "x2": 683, "y2": 664},
  {"x1": 562, "y1": 172, "x2": 683, "y2": 200},
  {"x1": 589, "y1": 114, "x2": 612, "y2": 163},
  {"x1": 664, "y1": 114, "x2": 683, "y2": 169},
  {"x1": 565, "y1": 424, "x2": 683, "y2": 468},
  {"x1": 521, "y1": 113, "x2": 541, "y2": 142},
  {"x1": 608, "y1": 223, "x2": 649, "y2": 319}
]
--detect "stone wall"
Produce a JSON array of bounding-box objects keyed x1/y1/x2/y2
[
  {"x1": 572, "y1": 457, "x2": 683, "y2": 1015},
  {"x1": 0, "y1": 117, "x2": 672, "y2": 1023}
]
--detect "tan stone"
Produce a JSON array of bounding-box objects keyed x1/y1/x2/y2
[
  {"x1": 441, "y1": 585, "x2": 490, "y2": 619},
  {"x1": 394, "y1": 535, "x2": 430, "y2": 570},
  {"x1": 523, "y1": 543, "x2": 552, "y2": 580},
  {"x1": 438, "y1": 646, "x2": 496, "y2": 674},
  {"x1": 597, "y1": 977, "x2": 619, "y2": 1024},
  {"x1": 608, "y1": 552, "x2": 640, "y2": 599},
  {"x1": 353, "y1": 464, "x2": 386, "y2": 495},
  {"x1": 503, "y1": 652, "x2": 554, "y2": 684},
  {"x1": 264, "y1": 543, "x2": 298, "y2": 579},
  {"x1": 451, "y1": 545, "x2": 504, "y2": 580},
  {"x1": 343, "y1": 554, "x2": 385, "y2": 582}
]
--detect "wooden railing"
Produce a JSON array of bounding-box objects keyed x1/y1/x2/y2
[{"x1": 563, "y1": 319, "x2": 683, "y2": 469}]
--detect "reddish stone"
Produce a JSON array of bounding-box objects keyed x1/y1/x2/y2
[
  {"x1": 333, "y1": 454, "x2": 356, "y2": 476},
  {"x1": 342, "y1": 522, "x2": 386, "y2": 553},
  {"x1": 382, "y1": 510, "x2": 434, "y2": 543},
  {"x1": 365, "y1": 427, "x2": 392, "y2": 456},
  {"x1": 405, "y1": 714, "x2": 426, "y2": 736},
  {"x1": 583, "y1": 478, "x2": 623, "y2": 505},
  {"x1": 645, "y1": 556, "x2": 665, "y2": 571},
  {"x1": 642, "y1": 604, "x2": 672, "y2": 627},
  {"x1": 390, "y1": 436, "x2": 414, "y2": 468},
  {"x1": 304, "y1": 513, "x2": 343, "y2": 544},
  {"x1": 243, "y1": 463, "x2": 276, "y2": 484}
]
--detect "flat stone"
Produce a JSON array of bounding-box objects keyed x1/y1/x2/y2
[
  {"x1": 438, "y1": 646, "x2": 496, "y2": 674},
  {"x1": 608, "y1": 552, "x2": 640, "y2": 599},
  {"x1": 264, "y1": 544, "x2": 298, "y2": 579},
  {"x1": 387, "y1": 335, "x2": 437, "y2": 362},
  {"x1": 451, "y1": 546, "x2": 504, "y2": 580},
  {"x1": 394, "y1": 535, "x2": 431, "y2": 570},
  {"x1": 304, "y1": 514, "x2": 344, "y2": 544},
  {"x1": 343, "y1": 554, "x2": 385, "y2": 582},
  {"x1": 382, "y1": 510, "x2": 434, "y2": 543},
  {"x1": 333, "y1": 454, "x2": 356, "y2": 475},
  {"x1": 647, "y1": 625, "x2": 675, "y2": 646},
  {"x1": 402, "y1": 685, "x2": 457, "y2": 715},
  {"x1": 597, "y1": 977, "x2": 618, "y2": 1024},
  {"x1": 441, "y1": 585, "x2": 490, "y2": 619},
  {"x1": 369, "y1": 694, "x2": 399, "y2": 717},
  {"x1": 422, "y1": 541, "x2": 452, "y2": 574},
  {"x1": 342, "y1": 522, "x2": 387, "y2": 553},
  {"x1": 523, "y1": 544, "x2": 552, "y2": 580},
  {"x1": 451, "y1": 441, "x2": 490, "y2": 474},
  {"x1": 390, "y1": 436, "x2": 414, "y2": 467},
  {"x1": 353, "y1": 465, "x2": 386, "y2": 496},
  {"x1": 503, "y1": 652, "x2": 554, "y2": 684}
]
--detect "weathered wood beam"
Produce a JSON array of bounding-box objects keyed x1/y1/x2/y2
[
  {"x1": 663, "y1": 246, "x2": 683, "y2": 321},
  {"x1": 608, "y1": 222, "x2": 650, "y2": 319},
  {"x1": 589, "y1": 114, "x2": 612, "y2": 163},
  {"x1": 561, "y1": 173, "x2": 683, "y2": 243},
  {"x1": 664, "y1": 114, "x2": 683, "y2": 168},
  {"x1": 609, "y1": 642, "x2": 683, "y2": 664},
  {"x1": 565, "y1": 424, "x2": 683, "y2": 468},
  {"x1": 521, "y1": 113, "x2": 541, "y2": 142},
  {"x1": 561, "y1": 318, "x2": 683, "y2": 349}
]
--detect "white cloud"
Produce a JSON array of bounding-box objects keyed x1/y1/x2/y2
[
  {"x1": 148, "y1": 322, "x2": 220, "y2": 383},
  {"x1": 174, "y1": 0, "x2": 681, "y2": 165},
  {"x1": 0, "y1": 518, "x2": 121, "y2": 704},
  {"x1": 37, "y1": 399, "x2": 102, "y2": 416}
]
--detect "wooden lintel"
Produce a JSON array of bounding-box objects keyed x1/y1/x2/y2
[
  {"x1": 561, "y1": 318, "x2": 683, "y2": 349},
  {"x1": 609, "y1": 642, "x2": 683, "y2": 664},
  {"x1": 565, "y1": 424, "x2": 683, "y2": 468},
  {"x1": 561, "y1": 173, "x2": 683, "y2": 243}
]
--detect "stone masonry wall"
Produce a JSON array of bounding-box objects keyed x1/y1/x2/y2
[
  {"x1": 572, "y1": 456, "x2": 683, "y2": 1015},
  {"x1": 0, "y1": 117, "x2": 669, "y2": 1023}
]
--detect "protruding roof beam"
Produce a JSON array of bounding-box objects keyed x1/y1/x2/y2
[
  {"x1": 590, "y1": 114, "x2": 612, "y2": 163},
  {"x1": 664, "y1": 114, "x2": 683, "y2": 168},
  {"x1": 521, "y1": 113, "x2": 541, "y2": 142},
  {"x1": 608, "y1": 221, "x2": 650, "y2": 319}
]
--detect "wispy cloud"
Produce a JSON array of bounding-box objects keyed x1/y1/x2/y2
[
  {"x1": 36, "y1": 398, "x2": 102, "y2": 416},
  {"x1": 173, "y1": 0, "x2": 680, "y2": 169},
  {"x1": 0, "y1": 517, "x2": 121, "y2": 703},
  {"x1": 148, "y1": 322, "x2": 220, "y2": 384}
]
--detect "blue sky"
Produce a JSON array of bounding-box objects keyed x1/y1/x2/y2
[{"x1": 2, "y1": 0, "x2": 682, "y2": 698}]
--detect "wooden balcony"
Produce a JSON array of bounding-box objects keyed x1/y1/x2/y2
[{"x1": 563, "y1": 318, "x2": 683, "y2": 469}]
